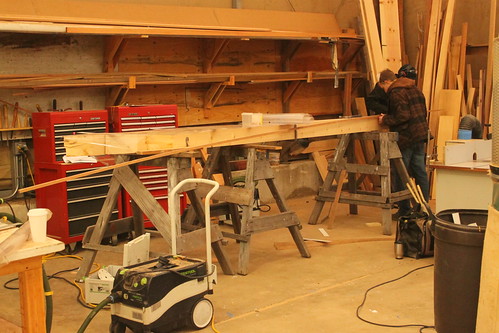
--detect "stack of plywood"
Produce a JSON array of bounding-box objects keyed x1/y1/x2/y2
[{"x1": 417, "y1": 0, "x2": 497, "y2": 163}]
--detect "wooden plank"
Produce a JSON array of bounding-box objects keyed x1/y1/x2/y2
[
  {"x1": 379, "y1": 0, "x2": 402, "y2": 72},
  {"x1": 114, "y1": 166, "x2": 173, "y2": 243},
  {"x1": 301, "y1": 138, "x2": 338, "y2": 153},
  {"x1": 436, "y1": 115, "x2": 457, "y2": 163},
  {"x1": 422, "y1": 0, "x2": 442, "y2": 108},
  {"x1": 448, "y1": 36, "x2": 461, "y2": 89},
  {"x1": 477, "y1": 69, "x2": 484, "y2": 122},
  {"x1": 467, "y1": 87, "x2": 476, "y2": 116},
  {"x1": 359, "y1": 0, "x2": 387, "y2": 87},
  {"x1": 483, "y1": 0, "x2": 498, "y2": 125},
  {"x1": 312, "y1": 151, "x2": 328, "y2": 181},
  {"x1": 327, "y1": 169, "x2": 347, "y2": 229},
  {"x1": 354, "y1": 97, "x2": 376, "y2": 165},
  {"x1": 458, "y1": 22, "x2": 468, "y2": 78},
  {"x1": 66, "y1": 25, "x2": 356, "y2": 39},
  {"x1": 0, "y1": 2, "x2": 347, "y2": 36},
  {"x1": 437, "y1": 89, "x2": 462, "y2": 139},
  {"x1": 0, "y1": 71, "x2": 364, "y2": 89},
  {"x1": 432, "y1": 0, "x2": 456, "y2": 109},
  {"x1": 247, "y1": 212, "x2": 299, "y2": 234},
  {"x1": 63, "y1": 117, "x2": 381, "y2": 157},
  {"x1": 274, "y1": 237, "x2": 393, "y2": 250},
  {"x1": 354, "y1": 140, "x2": 373, "y2": 191},
  {"x1": 331, "y1": 163, "x2": 389, "y2": 176}
]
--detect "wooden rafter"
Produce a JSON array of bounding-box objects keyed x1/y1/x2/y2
[
  {"x1": 204, "y1": 76, "x2": 235, "y2": 109},
  {"x1": 106, "y1": 85, "x2": 129, "y2": 106},
  {"x1": 283, "y1": 81, "x2": 303, "y2": 104},
  {"x1": 103, "y1": 36, "x2": 128, "y2": 72},
  {"x1": 281, "y1": 40, "x2": 302, "y2": 71},
  {"x1": 338, "y1": 39, "x2": 364, "y2": 70},
  {"x1": 203, "y1": 39, "x2": 230, "y2": 73}
]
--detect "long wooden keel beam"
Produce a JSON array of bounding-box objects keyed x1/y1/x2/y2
[
  {"x1": 64, "y1": 116, "x2": 380, "y2": 156},
  {"x1": 20, "y1": 116, "x2": 380, "y2": 193}
]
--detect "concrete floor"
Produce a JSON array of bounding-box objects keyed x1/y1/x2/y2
[{"x1": 0, "y1": 196, "x2": 436, "y2": 333}]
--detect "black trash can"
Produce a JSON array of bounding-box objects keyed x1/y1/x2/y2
[{"x1": 434, "y1": 209, "x2": 488, "y2": 333}]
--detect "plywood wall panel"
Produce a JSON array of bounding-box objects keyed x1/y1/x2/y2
[
  {"x1": 118, "y1": 37, "x2": 203, "y2": 73},
  {"x1": 288, "y1": 43, "x2": 333, "y2": 72},
  {"x1": 212, "y1": 40, "x2": 278, "y2": 73},
  {"x1": 123, "y1": 83, "x2": 282, "y2": 126},
  {"x1": 290, "y1": 82, "x2": 343, "y2": 115}
]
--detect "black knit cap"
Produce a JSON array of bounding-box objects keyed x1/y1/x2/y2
[{"x1": 397, "y1": 64, "x2": 417, "y2": 80}]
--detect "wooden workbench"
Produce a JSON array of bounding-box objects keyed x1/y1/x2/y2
[{"x1": 0, "y1": 229, "x2": 64, "y2": 333}]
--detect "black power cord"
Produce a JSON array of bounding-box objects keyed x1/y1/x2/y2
[{"x1": 356, "y1": 264, "x2": 435, "y2": 332}]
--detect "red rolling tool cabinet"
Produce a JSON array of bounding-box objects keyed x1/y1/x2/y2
[
  {"x1": 107, "y1": 105, "x2": 186, "y2": 227},
  {"x1": 34, "y1": 161, "x2": 120, "y2": 244},
  {"x1": 32, "y1": 110, "x2": 121, "y2": 245}
]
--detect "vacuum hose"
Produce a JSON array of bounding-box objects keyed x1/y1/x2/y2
[
  {"x1": 77, "y1": 293, "x2": 120, "y2": 333},
  {"x1": 42, "y1": 266, "x2": 53, "y2": 333}
]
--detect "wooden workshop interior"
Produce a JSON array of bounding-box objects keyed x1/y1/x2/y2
[{"x1": 0, "y1": 1, "x2": 498, "y2": 332}]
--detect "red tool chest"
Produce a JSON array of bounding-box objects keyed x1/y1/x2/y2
[
  {"x1": 32, "y1": 110, "x2": 109, "y2": 163},
  {"x1": 107, "y1": 105, "x2": 185, "y2": 227},
  {"x1": 108, "y1": 105, "x2": 177, "y2": 132},
  {"x1": 34, "y1": 161, "x2": 120, "y2": 244}
]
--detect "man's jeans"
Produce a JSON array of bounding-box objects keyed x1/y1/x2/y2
[{"x1": 394, "y1": 141, "x2": 430, "y2": 214}]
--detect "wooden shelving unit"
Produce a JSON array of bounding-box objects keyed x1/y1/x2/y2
[{"x1": 0, "y1": 3, "x2": 366, "y2": 126}]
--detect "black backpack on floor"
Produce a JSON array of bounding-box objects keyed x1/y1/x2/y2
[{"x1": 396, "y1": 211, "x2": 434, "y2": 259}]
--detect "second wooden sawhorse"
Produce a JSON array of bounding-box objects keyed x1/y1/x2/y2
[
  {"x1": 308, "y1": 132, "x2": 413, "y2": 235},
  {"x1": 178, "y1": 145, "x2": 311, "y2": 275}
]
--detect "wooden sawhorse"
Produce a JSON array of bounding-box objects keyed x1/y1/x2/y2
[
  {"x1": 308, "y1": 132, "x2": 413, "y2": 235},
  {"x1": 75, "y1": 154, "x2": 235, "y2": 281},
  {"x1": 180, "y1": 146, "x2": 311, "y2": 275}
]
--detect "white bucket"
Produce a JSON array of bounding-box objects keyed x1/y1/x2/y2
[{"x1": 27, "y1": 208, "x2": 52, "y2": 243}]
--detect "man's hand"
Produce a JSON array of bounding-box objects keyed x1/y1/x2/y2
[{"x1": 378, "y1": 114, "x2": 385, "y2": 125}]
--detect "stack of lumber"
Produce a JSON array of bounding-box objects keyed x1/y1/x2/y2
[
  {"x1": 417, "y1": 0, "x2": 496, "y2": 162},
  {"x1": 360, "y1": 0, "x2": 497, "y2": 163},
  {"x1": 359, "y1": 0, "x2": 405, "y2": 87},
  {"x1": 0, "y1": 71, "x2": 364, "y2": 91}
]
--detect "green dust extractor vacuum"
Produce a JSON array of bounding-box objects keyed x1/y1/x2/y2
[{"x1": 109, "y1": 179, "x2": 219, "y2": 333}]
